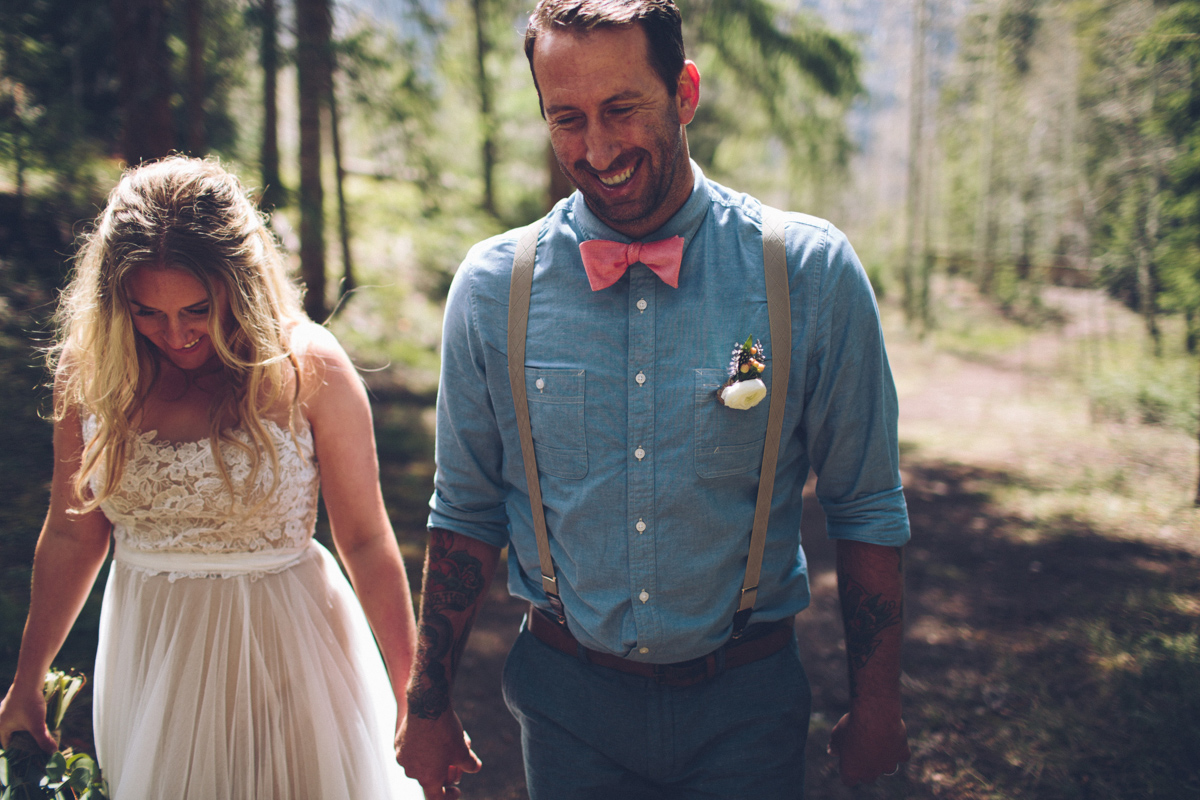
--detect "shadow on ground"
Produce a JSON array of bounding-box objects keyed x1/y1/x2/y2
[
  {"x1": 798, "y1": 461, "x2": 1199, "y2": 799},
  {"x1": 445, "y1": 460, "x2": 1199, "y2": 799}
]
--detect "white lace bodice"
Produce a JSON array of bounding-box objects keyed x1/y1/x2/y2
[{"x1": 84, "y1": 417, "x2": 320, "y2": 556}]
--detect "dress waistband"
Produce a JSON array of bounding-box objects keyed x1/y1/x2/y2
[{"x1": 113, "y1": 540, "x2": 312, "y2": 578}]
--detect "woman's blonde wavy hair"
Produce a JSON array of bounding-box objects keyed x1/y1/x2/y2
[{"x1": 52, "y1": 156, "x2": 308, "y2": 512}]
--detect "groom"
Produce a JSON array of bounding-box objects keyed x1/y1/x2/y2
[{"x1": 396, "y1": 1, "x2": 911, "y2": 797}]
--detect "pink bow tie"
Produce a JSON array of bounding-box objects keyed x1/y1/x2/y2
[{"x1": 578, "y1": 236, "x2": 685, "y2": 291}]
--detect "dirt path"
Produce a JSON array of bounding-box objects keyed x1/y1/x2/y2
[{"x1": 440, "y1": 286, "x2": 1200, "y2": 799}]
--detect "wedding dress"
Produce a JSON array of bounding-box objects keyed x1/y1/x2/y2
[{"x1": 85, "y1": 417, "x2": 422, "y2": 799}]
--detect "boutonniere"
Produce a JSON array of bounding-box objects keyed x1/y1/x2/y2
[{"x1": 718, "y1": 336, "x2": 767, "y2": 410}]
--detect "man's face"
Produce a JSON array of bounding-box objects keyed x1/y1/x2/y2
[{"x1": 533, "y1": 24, "x2": 699, "y2": 240}]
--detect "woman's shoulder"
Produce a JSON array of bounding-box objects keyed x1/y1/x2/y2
[
  {"x1": 287, "y1": 322, "x2": 361, "y2": 408},
  {"x1": 288, "y1": 320, "x2": 344, "y2": 361}
]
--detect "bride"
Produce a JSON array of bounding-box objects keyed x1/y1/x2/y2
[{"x1": 0, "y1": 157, "x2": 423, "y2": 798}]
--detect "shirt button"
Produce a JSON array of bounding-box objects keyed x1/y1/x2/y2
[
  {"x1": 639, "y1": 647, "x2": 649, "y2": 654},
  {"x1": 635, "y1": 519, "x2": 646, "y2": 533},
  {"x1": 535, "y1": 378, "x2": 545, "y2": 391},
  {"x1": 636, "y1": 298, "x2": 648, "y2": 312},
  {"x1": 635, "y1": 371, "x2": 646, "y2": 385},
  {"x1": 634, "y1": 447, "x2": 646, "y2": 461},
  {"x1": 639, "y1": 590, "x2": 649, "y2": 603}
]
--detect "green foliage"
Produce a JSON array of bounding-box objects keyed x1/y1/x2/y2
[
  {"x1": 1089, "y1": 363, "x2": 1199, "y2": 431},
  {"x1": 1140, "y1": 1, "x2": 1200, "y2": 344},
  {"x1": 680, "y1": 0, "x2": 862, "y2": 205},
  {"x1": 998, "y1": 0, "x2": 1041, "y2": 74},
  {"x1": 337, "y1": 13, "x2": 443, "y2": 214},
  {"x1": 171, "y1": 0, "x2": 257, "y2": 157},
  {"x1": 0, "y1": 0, "x2": 254, "y2": 186},
  {"x1": 0, "y1": 671, "x2": 107, "y2": 800},
  {"x1": 0, "y1": 0, "x2": 119, "y2": 187}
]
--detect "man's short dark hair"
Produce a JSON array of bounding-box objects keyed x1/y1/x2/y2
[{"x1": 524, "y1": 0, "x2": 686, "y2": 113}]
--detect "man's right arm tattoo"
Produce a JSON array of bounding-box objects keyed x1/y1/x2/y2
[{"x1": 407, "y1": 528, "x2": 488, "y2": 720}]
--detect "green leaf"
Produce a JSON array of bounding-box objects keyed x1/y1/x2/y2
[
  {"x1": 55, "y1": 678, "x2": 85, "y2": 732},
  {"x1": 743, "y1": 335, "x2": 753, "y2": 350},
  {"x1": 0, "y1": 752, "x2": 9, "y2": 785},
  {"x1": 66, "y1": 768, "x2": 88, "y2": 791},
  {"x1": 44, "y1": 752, "x2": 66, "y2": 782}
]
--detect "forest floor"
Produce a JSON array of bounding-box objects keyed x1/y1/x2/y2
[
  {"x1": 438, "y1": 282, "x2": 1200, "y2": 800},
  {"x1": 20, "y1": 279, "x2": 1200, "y2": 799}
]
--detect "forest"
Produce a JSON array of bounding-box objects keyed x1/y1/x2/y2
[{"x1": 1, "y1": 0, "x2": 1198, "y2": 797}]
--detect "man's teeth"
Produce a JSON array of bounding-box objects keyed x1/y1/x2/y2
[
  {"x1": 600, "y1": 165, "x2": 634, "y2": 186},
  {"x1": 182, "y1": 338, "x2": 201, "y2": 349}
]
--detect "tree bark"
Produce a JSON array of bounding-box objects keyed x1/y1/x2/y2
[
  {"x1": 258, "y1": 0, "x2": 286, "y2": 210},
  {"x1": 472, "y1": 0, "x2": 497, "y2": 217},
  {"x1": 328, "y1": 53, "x2": 355, "y2": 307},
  {"x1": 185, "y1": 0, "x2": 206, "y2": 155},
  {"x1": 111, "y1": 0, "x2": 174, "y2": 165},
  {"x1": 903, "y1": 0, "x2": 928, "y2": 329},
  {"x1": 973, "y1": 3, "x2": 1002, "y2": 297},
  {"x1": 297, "y1": 0, "x2": 330, "y2": 322}
]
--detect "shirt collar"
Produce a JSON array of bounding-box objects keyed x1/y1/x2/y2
[{"x1": 571, "y1": 160, "x2": 711, "y2": 251}]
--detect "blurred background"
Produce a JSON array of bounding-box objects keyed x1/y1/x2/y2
[{"x1": 1, "y1": 0, "x2": 1198, "y2": 797}]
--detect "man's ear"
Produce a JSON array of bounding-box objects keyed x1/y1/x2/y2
[{"x1": 676, "y1": 60, "x2": 701, "y2": 125}]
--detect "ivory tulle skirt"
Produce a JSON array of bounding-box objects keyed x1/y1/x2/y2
[{"x1": 93, "y1": 540, "x2": 422, "y2": 799}]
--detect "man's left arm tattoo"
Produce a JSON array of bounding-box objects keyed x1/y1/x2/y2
[{"x1": 407, "y1": 529, "x2": 488, "y2": 720}]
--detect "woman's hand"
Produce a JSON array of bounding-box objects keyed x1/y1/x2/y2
[{"x1": 0, "y1": 683, "x2": 56, "y2": 753}]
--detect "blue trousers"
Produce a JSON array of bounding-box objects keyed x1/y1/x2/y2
[{"x1": 502, "y1": 620, "x2": 811, "y2": 800}]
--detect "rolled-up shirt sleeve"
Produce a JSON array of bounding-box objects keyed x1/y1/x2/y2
[
  {"x1": 800, "y1": 224, "x2": 910, "y2": 546},
  {"x1": 427, "y1": 244, "x2": 513, "y2": 548}
]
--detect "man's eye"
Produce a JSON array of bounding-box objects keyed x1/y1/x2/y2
[
  {"x1": 134, "y1": 309, "x2": 158, "y2": 317},
  {"x1": 187, "y1": 307, "x2": 210, "y2": 316}
]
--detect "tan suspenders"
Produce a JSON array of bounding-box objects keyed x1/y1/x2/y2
[{"x1": 507, "y1": 207, "x2": 791, "y2": 636}]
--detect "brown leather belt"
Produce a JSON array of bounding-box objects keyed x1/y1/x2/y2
[{"x1": 527, "y1": 605, "x2": 795, "y2": 687}]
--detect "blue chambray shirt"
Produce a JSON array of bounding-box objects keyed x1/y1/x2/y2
[{"x1": 429, "y1": 163, "x2": 910, "y2": 664}]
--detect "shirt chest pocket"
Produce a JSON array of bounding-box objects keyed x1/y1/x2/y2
[
  {"x1": 524, "y1": 367, "x2": 588, "y2": 480},
  {"x1": 694, "y1": 368, "x2": 769, "y2": 479}
]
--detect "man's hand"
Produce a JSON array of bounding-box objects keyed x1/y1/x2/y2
[
  {"x1": 828, "y1": 702, "x2": 910, "y2": 786},
  {"x1": 396, "y1": 710, "x2": 482, "y2": 800}
]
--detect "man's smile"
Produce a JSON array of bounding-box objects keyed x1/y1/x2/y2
[{"x1": 599, "y1": 163, "x2": 636, "y2": 186}]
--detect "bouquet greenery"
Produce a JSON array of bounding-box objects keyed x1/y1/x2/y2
[{"x1": 0, "y1": 670, "x2": 107, "y2": 800}]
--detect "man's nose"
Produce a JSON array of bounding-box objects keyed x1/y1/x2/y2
[{"x1": 584, "y1": 124, "x2": 621, "y2": 172}]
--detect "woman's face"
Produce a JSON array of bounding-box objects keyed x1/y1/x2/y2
[{"x1": 126, "y1": 266, "x2": 229, "y2": 372}]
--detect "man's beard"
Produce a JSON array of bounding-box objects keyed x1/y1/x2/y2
[{"x1": 557, "y1": 124, "x2": 686, "y2": 234}]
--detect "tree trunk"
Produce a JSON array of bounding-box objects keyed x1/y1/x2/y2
[
  {"x1": 1195, "y1": 360, "x2": 1200, "y2": 506},
  {"x1": 328, "y1": 52, "x2": 355, "y2": 308},
  {"x1": 1136, "y1": 177, "x2": 1161, "y2": 355},
  {"x1": 296, "y1": 0, "x2": 330, "y2": 322},
  {"x1": 473, "y1": 0, "x2": 497, "y2": 217},
  {"x1": 903, "y1": 0, "x2": 928, "y2": 329},
  {"x1": 185, "y1": 0, "x2": 206, "y2": 155},
  {"x1": 258, "y1": 0, "x2": 285, "y2": 210},
  {"x1": 111, "y1": 0, "x2": 174, "y2": 165},
  {"x1": 973, "y1": 4, "x2": 1001, "y2": 297}
]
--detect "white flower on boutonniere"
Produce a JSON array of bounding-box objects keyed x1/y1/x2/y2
[{"x1": 717, "y1": 336, "x2": 767, "y2": 410}]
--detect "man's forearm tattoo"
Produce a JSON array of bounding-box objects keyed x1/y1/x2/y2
[
  {"x1": 839, "y1": 576, "x2": 902, "y2": 699},
  {"x1": 407, "y1": 529, "x2": 487, "y2": 719}
]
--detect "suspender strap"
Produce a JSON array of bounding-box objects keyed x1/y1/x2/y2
[
  {"x1": 731, "y1": 206, "x2": 791, "y2": 637},
  {"x1": 507, "y1": 207, "x2": 791, "y2": 635},
  {"x1": 508, "y1": 221, "x2": 565, "y2": 622}
]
